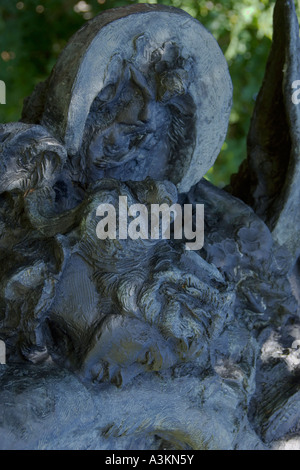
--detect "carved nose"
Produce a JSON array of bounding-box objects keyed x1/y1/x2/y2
[
  {"x1": 104, "y1": 144, "x2": 121, "y2": 155},
  {"x1": 103, "y1": 132, "x2": 120, "y2": 153},
  {"x1": 103, "y1": 129, "x2": 130, "y2": 155},
  {"x1": 104, "y1": 133, "x2": 117, "y2": 146}
]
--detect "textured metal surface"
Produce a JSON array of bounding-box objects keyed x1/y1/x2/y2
[{"x1": 0, "y1": 1, "x2": 299, "y2": 450}]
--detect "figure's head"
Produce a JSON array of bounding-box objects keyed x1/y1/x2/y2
[
  {"x1": 0, "y1": 123, "x2": 66, "y2": 194},
  {"x1": 81, "y1": 39, "x2": 197, "y2": 184},
  {"x1": 22, "y1": 4, "x2": 232, "y2": 193}
]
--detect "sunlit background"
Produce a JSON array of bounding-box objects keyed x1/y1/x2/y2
[{"x1": 1, "y1": 0, "x2": 298, "y2": 187}]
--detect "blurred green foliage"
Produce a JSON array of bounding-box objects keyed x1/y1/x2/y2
[{"x1": 0, "y1": 0, "x2": 296, "y2": 186}]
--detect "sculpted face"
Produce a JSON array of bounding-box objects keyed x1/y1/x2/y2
[
  {"x1": 81, "y1": 40, "x2": 196, "y2": 184},
  {"x1": 86, "y1": 79, "x2": 171, "y2": 173}
]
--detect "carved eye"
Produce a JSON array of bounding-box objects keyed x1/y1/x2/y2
[{"x1": 131, "y1": 133, "x2": 145, "y2": 148}]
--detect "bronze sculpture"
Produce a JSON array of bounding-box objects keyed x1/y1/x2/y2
[{"x1": 0, "y1": 1, "x2": 299, "y2": 450}]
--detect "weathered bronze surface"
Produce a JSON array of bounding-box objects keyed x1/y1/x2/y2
[{"x1": 0, "y1": 2, "x2": 299, "y2": 450}]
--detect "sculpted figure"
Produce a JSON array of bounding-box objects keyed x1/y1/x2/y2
[{"x1": 0, "y1": 1, "x2": 299, "y2": 451}]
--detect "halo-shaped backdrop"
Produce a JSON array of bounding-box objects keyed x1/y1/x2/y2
[{"x1": 37, "y1": 4, "x2": 232, "y2": 193}]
